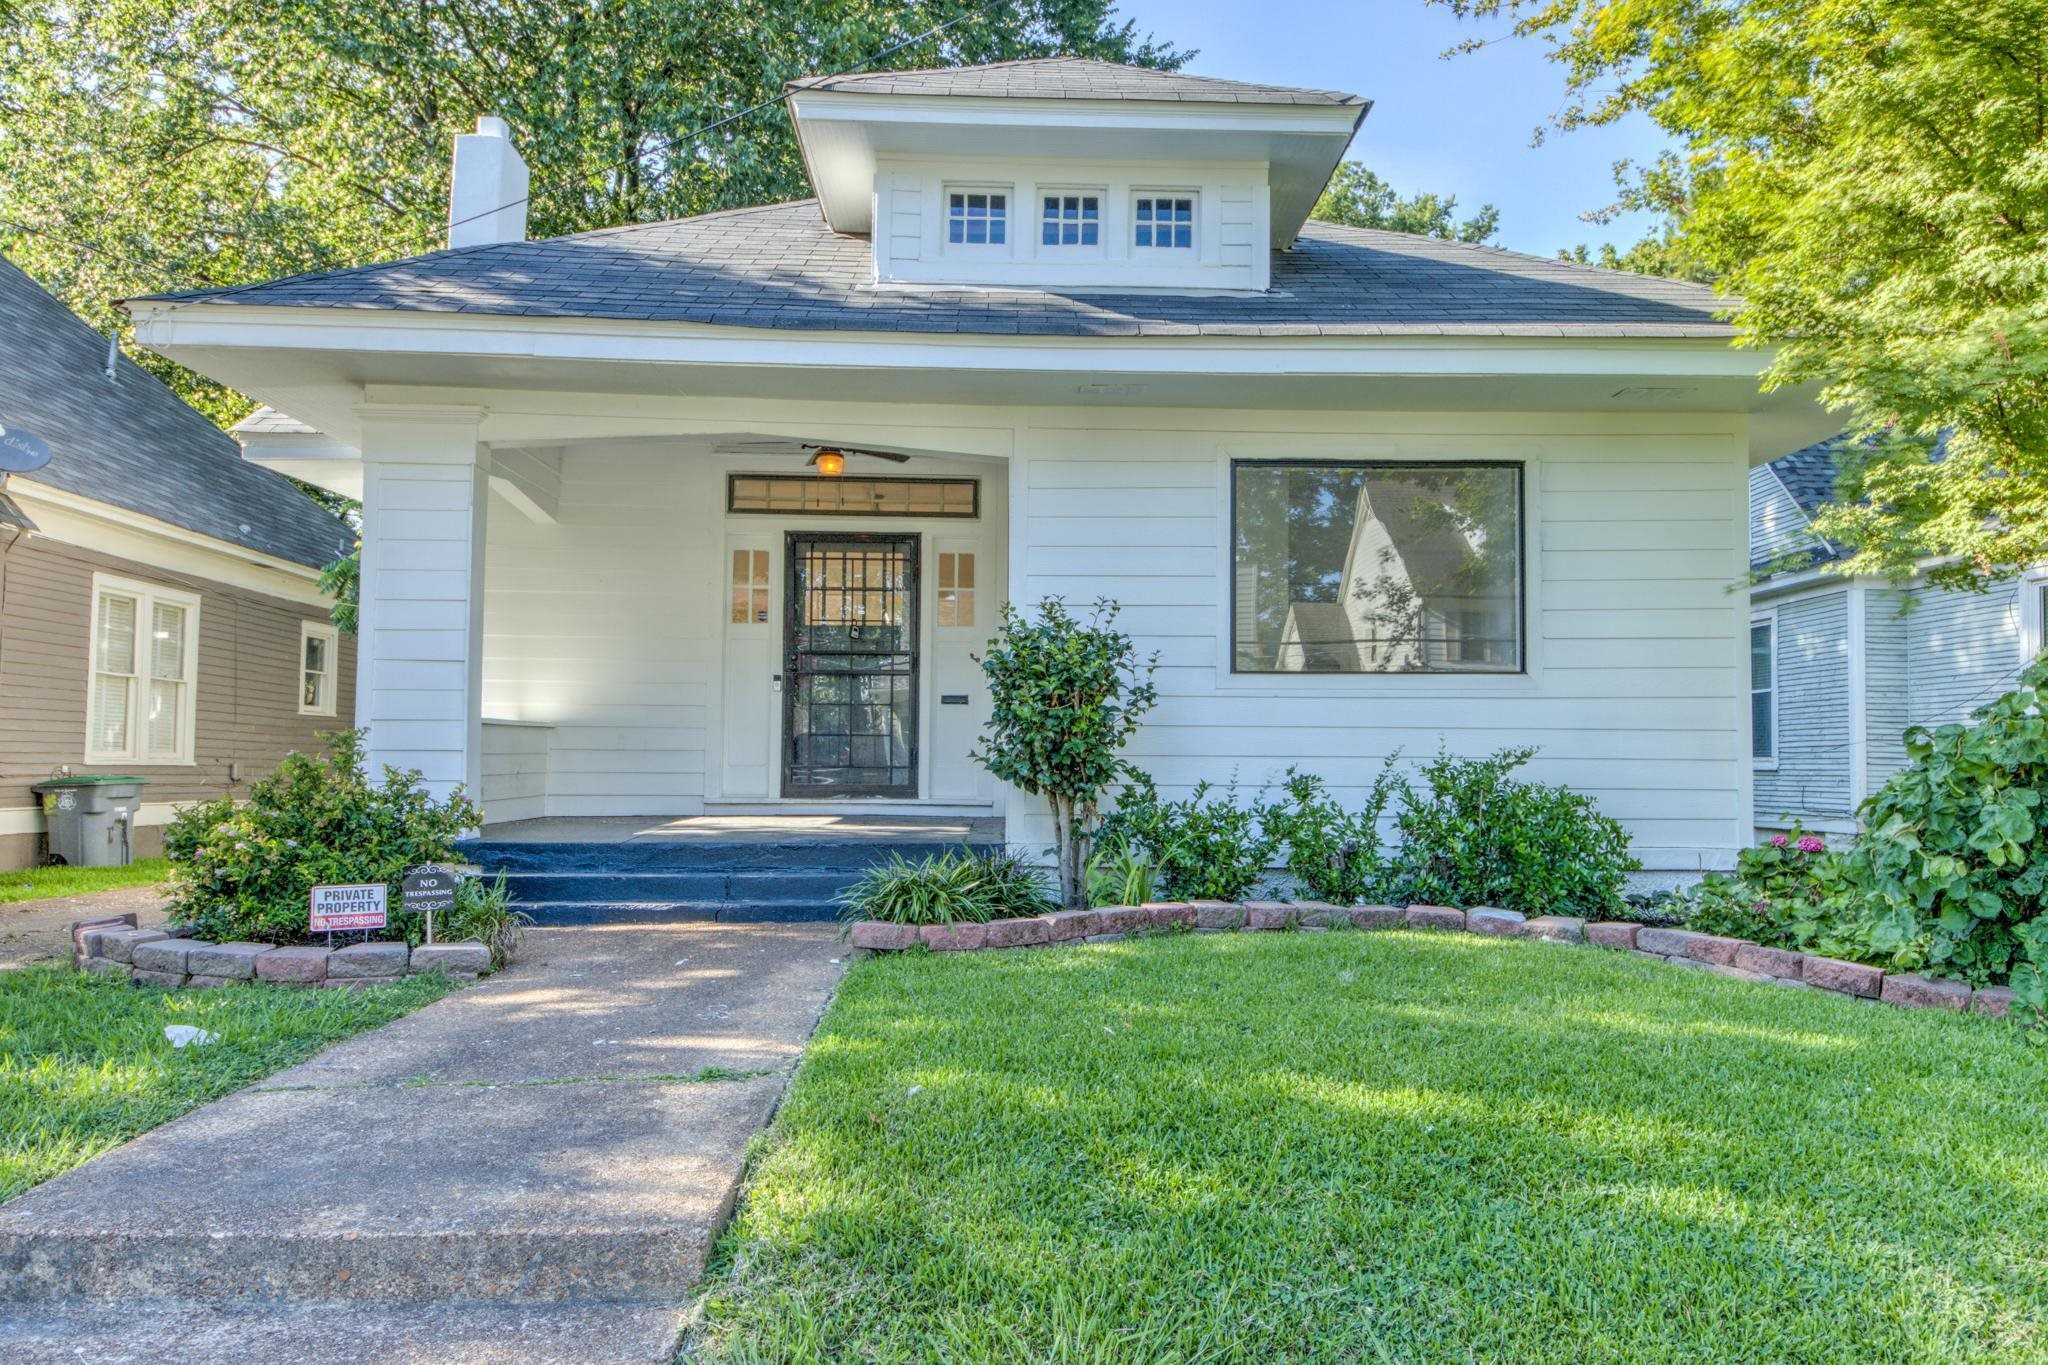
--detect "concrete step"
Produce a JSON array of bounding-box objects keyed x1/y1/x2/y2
[
  {"x1": 463, "y1": 838, "x2": 1000, "y2": 875},
  {"x1": 0, "y1": 1073, "x2": 785, "y2": 1307},
  {"x1": 499, "y1": 867, "x2": 860, "y2": 905},
  {"x1": 514, "y1": 900, "x2": 841, "y2": 925},
  {"x1": 0, "y1": 1297, "x2": 686, "y2": 1363}
]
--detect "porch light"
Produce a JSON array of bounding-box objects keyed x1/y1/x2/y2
[{"x1": 814, "y1": 449, "x2": 846, "y2": 477}]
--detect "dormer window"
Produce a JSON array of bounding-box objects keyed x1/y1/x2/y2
[
  {"x1": 1040, "y1": 193, "x2": 1101, "y2": 247},
  {"x1": 946, "y1": 188, "x2": 1007, "y2": 246},
  {"x1": 1134, "y1": 193, "x2": 1195, "y2": 249}
]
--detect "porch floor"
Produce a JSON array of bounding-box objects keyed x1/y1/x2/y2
[{"x1": 474, "y1": 813, "x2": 1004, "y2": 845}]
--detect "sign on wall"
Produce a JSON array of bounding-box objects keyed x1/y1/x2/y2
[{"x1": 309, "y1": 882, "x2": 389, "y2": 933}]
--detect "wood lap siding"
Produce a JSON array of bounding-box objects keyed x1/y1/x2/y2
[
  {"x1": 0, "y1": 536, "x2": 353, "y2": 813},
  {"x1": 1753, "y1": 588, "x2": 1853, "y2": 822},
  {"x1": 1905, "y1": 580, "x2": 2025, "y2": 727},
  {"x1": 1012, "y1": 417, "x2": 1753, "y2": 873}
]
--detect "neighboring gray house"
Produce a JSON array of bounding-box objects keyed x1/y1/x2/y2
[{"x1": 1749, "y1": 436, "x2": 2043, "y2": 836}]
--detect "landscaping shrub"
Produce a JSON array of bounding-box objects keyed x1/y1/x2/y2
[
  {"x1": 1271, "y1": 762, "x2": 1400, "y2": 905},
  {"x1": 837, "y1": 849, "x2": 1055, "y2": 926},
  {"x1": 1084, "y1": 838, "x2": 1157, "y2": 909},
  {"x1": 1677, "y1": 826, "x2": 1848, "y2": 950},
  {"x1": 1394, "y1": 747, "x2": 1638, "y2": 916},
  {"x1": 1826, "y1": 660, "x2": 2048, "y2": 1011},
  {"x1": 1097, "y1": 773, "x2": 1284, "y2": 902},
  {"x1": 973, "y1": 598, "x2": 1158, "y2": 908},
  {"x1": 440, "y1": 873, "x2": 532, "y2": 970},
  {"x1": 163, "y1": 730, "x2": 481, "y2": 946}
]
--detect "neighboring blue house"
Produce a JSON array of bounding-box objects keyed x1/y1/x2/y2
[{"x1": 1749, "y1": 436, "x2": 2043, "y2": 837}]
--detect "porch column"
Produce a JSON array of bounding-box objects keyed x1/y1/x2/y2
[{"x1": 354, "y1": 406, "x2": 490, "y2": 801}]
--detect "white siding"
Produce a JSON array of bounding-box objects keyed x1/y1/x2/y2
[
  {"x1": 1753, "y1": 587, "x2": 1853, "y2": 823},
  {"x1": 1905, "y1": 579, "x2": 2026, "y2": 725},
  {"x1": 1009, "y1": 412, "x2": 1751, "y2": 873},
  {"x1": 872, "y1": 155, "x2": 1271, "y2": 292},
  {"x1": 1864, "y1": 587, "x2": 1912, "y2": 788},
  {"x1": 1748, "y1": 465, "x2": 1820, "y2": 566},
  {"x1": 481, "y1": 720, "x2": 548, "y2": 823}
]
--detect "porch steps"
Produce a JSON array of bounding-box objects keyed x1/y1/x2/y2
[{"x1": 459, "y1": 837, "x2": 1004, "y2": 923}]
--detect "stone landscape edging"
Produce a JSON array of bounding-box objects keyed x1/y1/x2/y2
[
  {"x1": 848, "y1": 900, "x2": 2015, "y2": 1019},
  {"x1": 71, "y1": 920, "x2": 496, "y2": 989}
]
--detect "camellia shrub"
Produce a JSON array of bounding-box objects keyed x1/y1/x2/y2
[
  {"x1": 1829, "y1": 660, "x2": 2048, "y2": 1011},
  {"x1": 1394, "y1": 747, "x2": 1639, "y2": 917},
  {"x1": 1097, "y1": 773, "x2": 1284, "y2": 902},
  {"x1": 163, "y1": 730, "x2": 481, "y2": 946},
  {"x1": 973, "y1": 598, "x2": 1157, "y2": 909},
  {"x1": 1273, "y1": 762, "x2": 1402, "y2": 905}
]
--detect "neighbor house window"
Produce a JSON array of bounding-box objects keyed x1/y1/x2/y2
[
  {"x1": 1134, "y1": 194, "x2": 1194, "y2": 249},
  {"x1": 87, "y1": 574, "x2": 199, "y2": 764},
  {"x1": 299, "y1": 619, "x2": 339, "y2": 716},
  {"x1": 1040, "y1": 193, "x2": 1101, "y2": 247},
  {"x1": 1232, "y1": 462, "x2": 1522, "y2": 674},
  {"x1": 947, "y1": 189, "x2": 1007, "y2": 245},
  {"x1": 937, "y1": 552, "x2": 975, "y2": 627},
  {"x1": 1751, "y1": 615, "x2": 1777, "y2": 762}
]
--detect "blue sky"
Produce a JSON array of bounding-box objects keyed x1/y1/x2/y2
[{"x1": 1113, "y1": 1, "x2": 1674, "y2": 257}]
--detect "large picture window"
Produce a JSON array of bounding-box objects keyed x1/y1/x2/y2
[{"x1": 1233, "y1": 461, "x2": 1523, "y2": 674}]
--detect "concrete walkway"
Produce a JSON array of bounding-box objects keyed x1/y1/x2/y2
[{"x1": 0, "y1": 922, "x2": 846, "y2": 1363}]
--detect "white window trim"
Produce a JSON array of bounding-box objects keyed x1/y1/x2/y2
[
  {"x1": 1131, "y1": 188, "x2": 1199, "y2": 251},
  {"x1": 1035, "y1": 187, "x2": 1106, "y2": 254},
  {"x1": 84, "y1": 572, "x2": 200, "y2": 767},
  {"x1": 299, "y1": 618, "x2": 340, "y2": 717},
  {"x1": 942, "y1": 183, "x2": 1014, "y2": 254},
  {"x1": 1750, "y1": 609, "x2": 1779, "y2": 770},
  {"x1": 2022, "y1": 569, "x2": 2048, "y2": 662}
]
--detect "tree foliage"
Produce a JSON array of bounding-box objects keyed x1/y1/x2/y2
[
  {"x1": 973, "y1": 599, "x2": 1158, "y2": 909},
  {"x1": 1311, "y1": 162, "x2": 1500, "y2": 243},
  {"x1": 0, "y1": 0, "x2": 1185, "y2": 423},
  {"x1": 1437, "y1": 0, "x2": 2048, "y2": 589}
]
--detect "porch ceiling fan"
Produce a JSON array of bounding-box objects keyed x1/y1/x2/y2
[{"x1": 803, "y1": 444, "x2": 911, "y2": 475}]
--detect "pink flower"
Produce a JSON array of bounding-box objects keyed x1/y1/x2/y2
[
  {"x1": 1797, "y1": 835, "x2": 1826, "y2": 854},
  {"x1": 1769, "y1": 834, "x2": 1790, "y2": 847}
]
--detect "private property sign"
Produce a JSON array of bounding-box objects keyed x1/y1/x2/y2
[{"x1": 309, "y1": 882, "x2": 389, "y2": 933}]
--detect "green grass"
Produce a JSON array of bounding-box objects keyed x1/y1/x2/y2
[
  {"x1": 696, "y1": 930, "x2": 2048, "y2": 1363},
  {"x1": 0, "y1": 858, "x2": 170, "y2": 904},
  {"x1": 0, "y1": 965, "x2": 451, "y2": 1200}
]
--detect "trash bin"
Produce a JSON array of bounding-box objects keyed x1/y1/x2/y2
[{"x1": 31, "y1": 775, "x2": 146, "y2": 867}]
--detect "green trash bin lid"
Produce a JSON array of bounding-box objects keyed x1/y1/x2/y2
[{"x1": 31, "y1": 774, "x2": 147, "y2": 789}]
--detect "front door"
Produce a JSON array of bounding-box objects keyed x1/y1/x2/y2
[{"x1": 784, "y1": 533, "x2": 919, "y2": 797}]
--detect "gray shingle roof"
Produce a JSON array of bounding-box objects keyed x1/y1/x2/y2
[
  {"x1": 1, "y1": 256, "x2": 354, "y2": 569},
  {"x1": 789, "y1": 57, "x2": 1365, "y2": 107},
  {"x1": 1769, "y1": 435, "x2": 1852, "y2": 517},
  {"x1": 144, "y1": 200, "x2": 1734, "y2": 339}
]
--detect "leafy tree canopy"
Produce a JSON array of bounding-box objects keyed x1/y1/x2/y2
[
  {"x1": 1436, "y1": 0, "x2": 2048, "y2": 590},
  {"x1": 1311, "y1": 162, "x2": 1500, "y2": 243},
  {"x1": 0, "y1": 0, "x2": 1185, "y2": 424}
]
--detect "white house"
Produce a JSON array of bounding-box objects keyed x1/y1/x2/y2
[
  {"x1": 1749, "y1": 436, "x2": 2044, "y2": 837},
  {"x1": 124, "y1": 58, "x2": 1833, "y2": 882}
]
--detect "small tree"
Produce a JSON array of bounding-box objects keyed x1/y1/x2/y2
[{"x1": 973, "y1": 598, "x2": 1158, "y2": 908}]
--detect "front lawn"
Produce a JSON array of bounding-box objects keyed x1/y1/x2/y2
[
  {"x1": 0, "y1": 857, "x2": 170, "y2": 905},
  {"x1": 0, "y1": 965, "x2": 450, "y2": 1201},
  {"x1": 698, "y1": 930, "x2": 2048, "y2": 1362}
]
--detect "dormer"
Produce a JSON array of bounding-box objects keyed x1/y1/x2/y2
[{"x1": 786, "y1": 59, "x2": 1369, "y2": 294}]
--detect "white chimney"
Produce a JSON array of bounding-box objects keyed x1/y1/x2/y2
[{"x1": 447, "y1": 115, "x2": 529, "y2": 248}]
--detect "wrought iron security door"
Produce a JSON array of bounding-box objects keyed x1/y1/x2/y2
[{"x1": 784, "y1": 534, "x2": 919, "y2": 797}]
